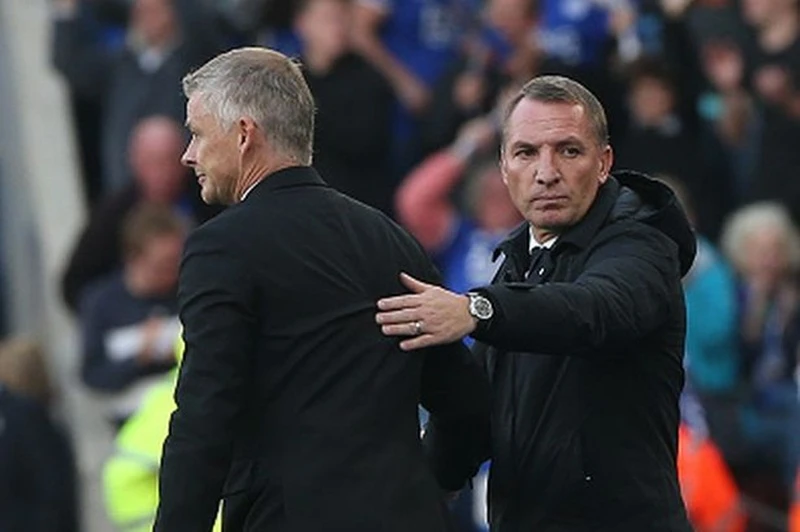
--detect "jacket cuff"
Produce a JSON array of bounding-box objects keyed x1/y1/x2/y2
[{"x1": 468, "y1": 287, "x2": 502, "y2": 341}]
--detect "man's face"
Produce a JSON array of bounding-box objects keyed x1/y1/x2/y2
[
  {"x1": 296, "y1": 0, "x2": 351, "y2": 58},
  {"x1": 629, "y1": 77, "x2": 675, "y2": 127},
  {"x1": 131, "y1": 0, "x2": 177, "y2": 47},
  {"x1": 182, "y1": 95, "x2": 239, "y2": 205},
  {"x1": 500, "y1": 99, "x2": 612, "y2": 239},
  {"x1": 130, "y1": 122, "x2": 187, "y2": 203},
  {"x1": 129, "y1": 233, "x2": 184, "y2": 296}
]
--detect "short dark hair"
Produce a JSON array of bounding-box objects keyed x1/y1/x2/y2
[
  {"x1": 121, "y1": 203, "x2": 187, "y2": 259},
  {"x1": 503, "y1": 75, "x2": 609, "y2": 147}
]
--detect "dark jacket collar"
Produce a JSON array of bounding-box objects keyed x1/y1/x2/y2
[
  {"x1": 493, "y1": 178, "x2": 620, "y2": 262},
  {"x1": 245, "y1": 165, "x2": 328, "y2": 200}
]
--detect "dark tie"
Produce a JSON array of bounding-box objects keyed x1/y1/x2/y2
[{"x1": 526, "y1": 246, "x2": 551, "y2": 282}]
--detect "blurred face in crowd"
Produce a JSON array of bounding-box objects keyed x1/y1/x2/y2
[
  {"x1": 501, "y1": 99, "x2": 612, "y2": 242},
  {"x1": 486, "y1": 0, "x2": 535, "y2": 46},
  {"x1": 743, "y1": 0, "x2": 794, "y2": 27},
  {"x1": 128, "y1": 233, "x2": 183, "y2": 296},
  {"x1": 130, "y1": 117, "x2": 187, "y2": 204},
  {"x1": 182, "y1": 95, "x2": 240, "y2": 205},
  {"x1": 475, "y1": 167, "x2": 523, "y2": 231},
  {"x1": 295, "y1": 0, "x2": 351, "y2": 59},
  {"x1": 131, "y1": 0, "x2": 178, "y2": 48},
  {"x1": 629, "y1": 76, "x2": 676, "y2": 127},
  {"x1": 742, "y1": 224, "x2": 792, "y2": 290}
]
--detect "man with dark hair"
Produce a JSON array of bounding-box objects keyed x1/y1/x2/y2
[{"x1": 377, "y1": 75, "x2": 697, "y2": 531}]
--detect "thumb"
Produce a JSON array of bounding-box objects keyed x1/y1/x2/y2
[{"x1": 400, "y1": 272, "x2": 432, "y2": 293}]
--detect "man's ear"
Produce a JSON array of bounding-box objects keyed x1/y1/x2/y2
[
  {"x1": 238, "y1": 117, "x2": 259, "y2": 153},
  {"x1": 598, "y1": 144, "x2": 613, "y2": 184}
]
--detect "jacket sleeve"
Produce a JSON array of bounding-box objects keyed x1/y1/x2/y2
[
  {"x1": 471, "y1": 225, "x2": 682, "y2": 355},
  {"x1": 417, "y1": 257, "x2": 491, "y2": 491},
  {"x1": 155, "y1": 225, "x2": 257, "y2": 532},
  {"x1": 420, "y1": 340, "x2": 491, "y2": 491}
]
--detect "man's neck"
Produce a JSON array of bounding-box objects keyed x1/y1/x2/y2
[
  {"x1": 235, "y1": 157, "x2": 301, "y2": 202},
  {"x1": 529, "y1": 225, "x2": 558, "y2": 250}
]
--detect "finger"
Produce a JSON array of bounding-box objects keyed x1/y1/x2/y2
[
  {"x1": 377, "y1": 294, "x2": 421, "y2": 311},
  {"x1": 399, "y1": 333, "x2": 438, "y2": 351},
  {"x1": 381, "y1": 323, "x2": 423, "y2": 337},
  {"x1": 399, "y1": 272, "x2": 433, "y2": 294},
  {"x1": 375, "y1": 309, "x2": 419, "y2": 325}
]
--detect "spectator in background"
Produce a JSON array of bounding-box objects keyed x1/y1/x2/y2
[
  {"x1": 396, "y1": 115, "x2": 521, "y2": 296},
  {"x1": 659, "y1": 175, "x2": 742, "y2": 466},
  {"x1": 741, "y1": 0, "x2": 800, "y2": 219},
  {"x1": 78, "y1": 204, "x2": 185, "y2": 430},
  {"x1": 792, "y1": 468, "x2": 800, "y2": 532},
  {"x1": 697, "y1": 36, "x2": 757, "y2": 206},
  {"x1": 352, "y1": 0, "x2": 477, "y2": 176},
  {"x1": 721, "y1": 202, "x2": 800, "y2": 489},
  {"x1": 705, "y1": 0, "x2": 800, "y2": 221},
  {"x1": 677, "y1": 385, "x2": 746, "y2": 532},
  {"x1": 533, "y1": 0, "x2": 635, "y2": 138},
  {"x1": 294, "y1": 0, "x2": 394, "y2": 214},
  {"x1": 103, "y1": 336, "x2": 222, "y2": 532},
  {"x1": 419, "y1": 0, "x2": 538, "y2": 155},
  {"x1": 0, "y1": 339, "x2": 78, "y2": 532},
  {"x1": 52, "y1": 0, "x2": 224, "y2": 194},
  {"x1": 616, "y1": 58, "x2": 732, "y2": 239},
  {"x1": 61, "y1": 115, "x2": 218, "y2": 312}
]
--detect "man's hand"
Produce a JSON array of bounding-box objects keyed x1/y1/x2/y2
[{"x1": 376, "y1": 273, "x2": 476, "y2": 351}]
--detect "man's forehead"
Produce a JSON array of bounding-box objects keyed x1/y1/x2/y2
[{"x1": 506, "y1": 99, "x2": 591, "y2": 141}]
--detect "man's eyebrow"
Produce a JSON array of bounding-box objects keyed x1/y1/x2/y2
[{"x1": 509, "y1": 140, "x2": 535, "y2": 149}]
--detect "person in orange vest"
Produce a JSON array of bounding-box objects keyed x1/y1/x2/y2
[
  {"x1": 790, "y1": 467, "x2": 799, "y2": 532},
  {"x1": 677, "y1": 389, "x2": 745, "y2": 532}
]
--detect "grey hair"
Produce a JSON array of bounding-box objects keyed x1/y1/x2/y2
[
  {"x1": 720, "y1": 201, "x2": 800, "y2": 273},
  {"x1": 182, "y1": 47, "x2": 315, "y2": 164},
  {"x1": 502, "y1": 75, "x2": 609, "y2": 147}
]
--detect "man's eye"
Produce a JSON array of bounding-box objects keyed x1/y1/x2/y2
[{"x1": 563, "y1": 146, "x2": 581, "y2": 157}]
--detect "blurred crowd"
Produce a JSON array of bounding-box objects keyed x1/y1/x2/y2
[{"x1": 1, "y1": 0, "x2": 800, "y2": 530}]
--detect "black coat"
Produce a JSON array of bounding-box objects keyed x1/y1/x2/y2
[
  {"x1": 428, "y1": 172, "x2": 697, "y2": 531},
  {"x1": 155, "y1": 167, "x2": 490, "y2": 532}
]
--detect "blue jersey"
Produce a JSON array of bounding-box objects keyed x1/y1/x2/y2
[
  {"x1": 434, "y1": 217, "x2": 505, "y2": 296},
  {"x1": 537, "y1": 0, "x2": 611, "y2": 68}
]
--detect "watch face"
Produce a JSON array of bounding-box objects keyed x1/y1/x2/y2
[{"x1": 471, "y1": 295, "x2": 493, "y2": 320}]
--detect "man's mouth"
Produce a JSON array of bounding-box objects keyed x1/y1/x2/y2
[{"x1": 532, "y1": 195, "x2": 567, "y2": 203}]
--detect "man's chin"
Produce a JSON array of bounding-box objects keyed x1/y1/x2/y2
[{"x1": 199, "y1": 187, "x2": 218, "y2": 206}]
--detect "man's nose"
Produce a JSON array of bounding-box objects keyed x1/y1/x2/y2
[
  {"x1": 534, "y1": 149, "x2": 560, "y2": 185},
  {"x1": 180, "y1": 144, "x2": 193, "y2": 168}
]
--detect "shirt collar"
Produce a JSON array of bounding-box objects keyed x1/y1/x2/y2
[{"x1": 528, "y1": 227, "x2": 557, "y2": 254}]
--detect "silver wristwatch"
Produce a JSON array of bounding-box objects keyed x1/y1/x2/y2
[{"x1": 467, "y1": 292, "x2": 494, "y2": 321}]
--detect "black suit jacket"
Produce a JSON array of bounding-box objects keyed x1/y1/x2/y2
[{"x1": 155, "y1": 167, "x2": 490, "y2": 532}]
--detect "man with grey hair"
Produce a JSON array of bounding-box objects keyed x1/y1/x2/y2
[
  {"x1": 155, "y1": 47, "x2": 490, "y2": 531},
  {"x1": 376, "y1": 75, "x2": 697, "y2": 530}
]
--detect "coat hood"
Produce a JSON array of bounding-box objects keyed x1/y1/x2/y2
[{"x1": 611, "y1": 170, "x2": 697, "y2": 276}]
